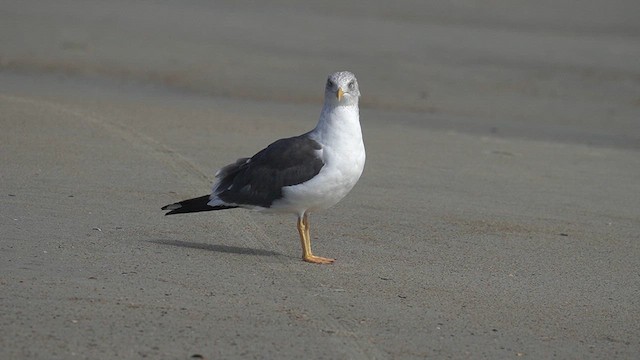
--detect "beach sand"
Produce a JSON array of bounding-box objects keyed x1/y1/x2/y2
[{"x1": 1, "y1": 1, "x2": 639, "y2": 358}]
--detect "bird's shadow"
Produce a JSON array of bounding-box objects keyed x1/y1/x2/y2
[{"x1": 148, "y1": 239, "x2": 283, "y2": 257}]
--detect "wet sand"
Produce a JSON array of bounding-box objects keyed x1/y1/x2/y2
[{"x1": 1, "y1": 1, "x2": 639, "y2": 359}]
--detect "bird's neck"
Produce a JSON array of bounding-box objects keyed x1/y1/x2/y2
[{"x1": 312, "y1": 104, "x2": 362, "y2": 145}]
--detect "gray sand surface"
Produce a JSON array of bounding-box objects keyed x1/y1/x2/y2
[{"x1": 1, "y1": 1, "x2": 639, "y2": 359}]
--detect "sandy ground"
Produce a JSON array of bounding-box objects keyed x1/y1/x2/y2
[{"x1": 1, "y1": 1, "x2": 639, "y2": 359}]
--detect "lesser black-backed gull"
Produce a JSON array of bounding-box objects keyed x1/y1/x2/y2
[{"x1": 162, "y1": 71, "x2": 365, "y2": 264}]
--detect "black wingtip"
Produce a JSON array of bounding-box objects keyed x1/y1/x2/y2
[
  {"x1": 161, "y1": 203, "x2": 180, "y2": 215},
  {"x1": 161, "y1": 202, "x2": 183, "y2": 211},
  {"x1": 161, "y1": 195, "x2": 238, "y2": 215}
]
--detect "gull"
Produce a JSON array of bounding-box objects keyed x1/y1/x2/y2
[{"x1": 162, "y1": 71, "x2": 365, "y2": 264}]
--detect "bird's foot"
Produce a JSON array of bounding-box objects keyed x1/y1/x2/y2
[{"x1": 303, "y1": 255, "x2": 335, "y2": 264}]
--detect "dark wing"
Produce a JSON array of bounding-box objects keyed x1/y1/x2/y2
[{"x1": 215, "y1": 134, "x2": 324, "y2": 207}]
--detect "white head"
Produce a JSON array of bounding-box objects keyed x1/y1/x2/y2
[{"x1": 324, "y1": 71, "x2": 360, "y2": 107}]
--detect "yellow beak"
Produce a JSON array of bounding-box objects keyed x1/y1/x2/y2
[{"x1": 337, "y1": 88, "x2": 344, "y2": 101}]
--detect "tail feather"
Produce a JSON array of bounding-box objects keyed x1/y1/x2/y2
[{"x1": 161, "y1": 195, "x2": 237, "y2": 215}]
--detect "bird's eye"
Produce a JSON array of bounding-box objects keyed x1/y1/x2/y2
[
  {"x1": 326, "y1": 80, "x2": 333, "y2": 88},
  {"x1": 348, "y1": 80, "x2": 355, "y2": 90}
]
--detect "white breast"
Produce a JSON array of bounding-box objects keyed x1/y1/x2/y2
[{"x1": 271, "y1": 104, "x2": 365, "y2": 216}]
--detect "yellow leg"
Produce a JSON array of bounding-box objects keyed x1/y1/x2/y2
[{"x1": 297, "y1": 213, "x2": 335, "y2": 264}]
